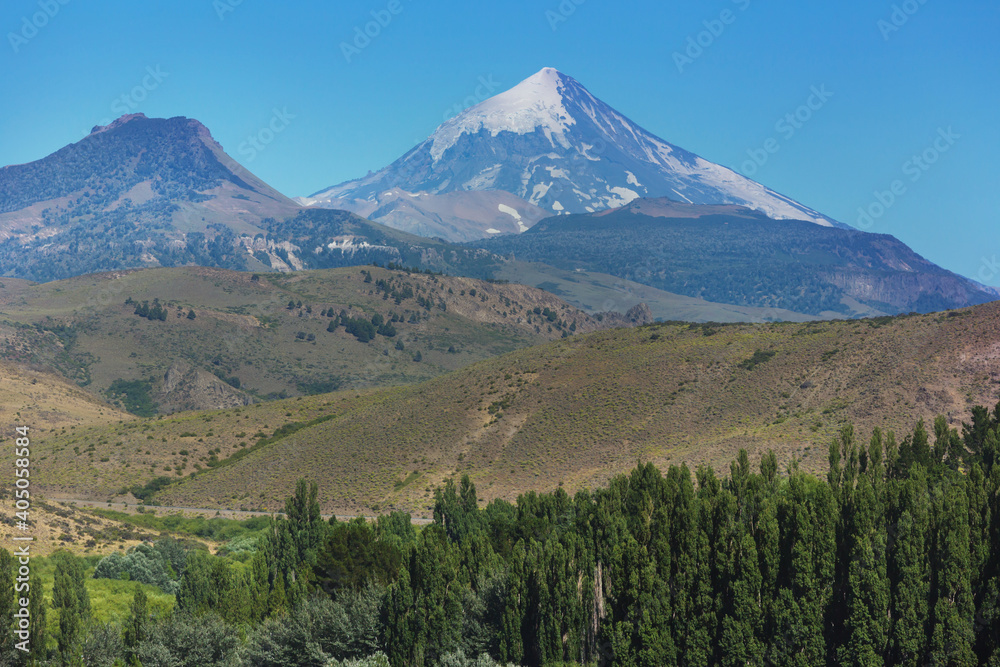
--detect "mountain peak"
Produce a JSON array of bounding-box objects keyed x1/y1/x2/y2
[
  {"x1": 0, "y1": 113, "x2": 301, "y2": 280},
  {"x1": 88, "y1": 112, "x2": 149, "y2": 135},
  {"x1": 310, "y1": 68, "x2": 843, "y2": 232},
  {"x1": 519, "y1": 66, "x2": 572, "y2": 91},
  {"x1": 429, "y1": 68, "x2": 590, "y2": 162}
]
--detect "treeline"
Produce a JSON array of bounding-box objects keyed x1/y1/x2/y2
[
  {"x1": 124, "y1": 297, "x2": 196, "y2": 322},
  {"x1": 3, "y1": 407, "x2": 1000, "y2": 665}
]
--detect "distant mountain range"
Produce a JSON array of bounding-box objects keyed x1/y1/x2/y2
[
  {"x1": 0, "y1": 114, "x2": 497, "y2": 282},
  {"x1": 0, "y1": 71, "x2": 994, "y2": 319},
  {"x1": 302, "y1": 68, "x2": 843, "y2": 240}
]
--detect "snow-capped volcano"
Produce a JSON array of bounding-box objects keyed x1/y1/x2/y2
[
  {"x1": 302, "y1": 68, "x2": 843, "y2": 238},
  {"x1": 428, "y1": 67, "x2": 581, "y2": 162}
]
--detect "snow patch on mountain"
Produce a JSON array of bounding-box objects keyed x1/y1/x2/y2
[
  {"x1": 430, "y1": 68, "x2": 576, "y2": 162},
  {"x1": 607, "y1": 186, "x2": 640, "y2": 207},
  {"x1": 305, "y1": 67, "x2": 846, "y2": 236},
  {"x1": 498, "y1": 203, "x2": 529, "y2": 233}
]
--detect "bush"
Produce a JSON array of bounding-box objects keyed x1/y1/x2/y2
[
  {"x1": 217, "y1": 534, "x2": 258, "y2": 558},
  {"x1": 82, "y1": 621, "x2": 125, "y2": 666},
  {"x1": 297, "y1": 378, "x2": 343, "y2": 396},
  {"x1": 93, "y1": 543, "x2": 180, "y2": 594},
  {"x1": 437, "y1": 650, "x2": 517, "y2": 667},
  {"x1": 129, "y1": 476, "x2": 173, "y2": 501},
  {"x1": 241, "y1": 591, "x2": 381, "y2": 666},
  {"x1": 738, "y1": 349, "x2": 776, "y2": 371},
  {"x1": 136, "y1": 611, "x2": 237, "y2": 667},
  {"x1": 344, "y1": 317, "x2": 376, "y2": 343},
  {"x1": 107, "y1": 379, "x2": 158, "y2": 417}
]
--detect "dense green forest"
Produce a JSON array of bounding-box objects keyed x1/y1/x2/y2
[
  {"x1": 3, "y1": 405, "x2": 1000, "y2": 666},
  {"x1": 474, "y1": 211, "x2": 994, "y2": 316}
]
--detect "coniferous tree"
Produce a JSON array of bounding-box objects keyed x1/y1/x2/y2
[
  {"x1": 273, "y1": 480, "x2": 326, "y2": 583},
  {"x1": 177, "y1": 550, "x2": 221, "y2": 615},
  {"x1": 268, "y1": 571, "x2": 289, "y2": 617},
  {"x1": 52, "y1": 551, "x2": 91, "y2": 664},
  {"x1": 887, "y1": 466, "x2": 931, "y2": 666},
  {"x1": 383, "y1": 526, "x2": 462, "y2": 666},
  {"x1": 0, "y1": 549, "x2": 14, "y2": 662},
  {"x1": 220, "y1": 569, "x2": 252, "y2": 626},
  {"x1": 912, "y1": 420, "x2": 932, "y2": 469},
  {"x1": 928, "y1": 474, "x2": 977, "y2": 666},
  {"x1": 839, "y1": 476, "x2": 889, "y2": 666},
  {"x1": 248, "y1": 549, "x2": 270, "y2": 622},
  {"x1": 966, "y1": 462, "x2": 1000, "y2": 662},
  {"x1": 122, "y1": 586, "x2": 148, "y2": 663},
  {"x1": 770, "y1": 471, "x2": 834, "y2": 665},
  {"x1": 27, "y1": 570, "x2": 47, "y2": 664},
  {"x1": 964, "y1": 405, "x2": 992, "y2": 459},
  {"x1": 933, "y1": 416, "x2": 951, "y2": 465},
  {"x1": 718, "y1": 473, "x2": 764, "y2": 667}
]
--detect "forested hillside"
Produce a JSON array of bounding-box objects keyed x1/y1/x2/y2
[
  {"x1": 476, "y1": 202, "x2": 996, "y2": 317},
  {"x1": 3, "y1": 405, "x2": 999, "y2": 666}
]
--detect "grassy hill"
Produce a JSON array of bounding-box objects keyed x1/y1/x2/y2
[
  {"x1": 0, "y1": 358, "x2": 133, "y2": 431},
  {"x1": 0, "y1": 264, "x2": 602, "y2": 412},
  {"x1": 17, "y1": 300, "x2": 1000, "y2": 515}
]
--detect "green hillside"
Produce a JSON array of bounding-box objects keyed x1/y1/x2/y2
[
  {"x1": 0, "y1": 264, "x2": 601, "y2": 412},
  {"x1": 20, "y1": 300, "x2": 1000, "y2": 514}
]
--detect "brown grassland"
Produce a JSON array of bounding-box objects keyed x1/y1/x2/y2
[{"x1": 6, "y1": 298, "x2": 999, "y2": 517}]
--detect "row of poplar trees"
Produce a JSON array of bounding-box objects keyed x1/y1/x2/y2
[{"x1": 2, "y1": 405, "x2": 1000, "y2": 666}]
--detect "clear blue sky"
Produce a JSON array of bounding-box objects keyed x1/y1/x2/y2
[{"x1": 2, "y1": 0, "x2": 998, "y2": 284}]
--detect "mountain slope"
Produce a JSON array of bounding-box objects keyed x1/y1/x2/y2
[
  {"x1": 0, "y1": 358, "x2": 132, "y2": 430},
  {"x1": 304, "y1": 67, "x2": 842, "y2": 240},
  {"x1": 0, "y1": 113, "x2": 294, "y2": 215},
  {"x1": 0, "y1": 265, "x2": 607, "y2": 413},
  {"x1": 477, "y1": 198, "x2": 996, "y2": 316},
  {"x1": 0, "y1": 114, "x2": 523, "y2": 282},
  {"x1": 22, "y1": 300, "x2": 1000, "y2": 513},
  {"x1": 321, "y1": 188, "x2": 552, "y2": 242},
  {"x1": 0, "y1": 114, "x2": 302, "y2": 280}
]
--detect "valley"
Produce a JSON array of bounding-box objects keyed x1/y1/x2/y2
[
  {"x1": 2, "y1": 43, "x2": 998, "y2": 665},
  {"x1": 7, "y1": 297, "x2": 999, "y2": 518}
]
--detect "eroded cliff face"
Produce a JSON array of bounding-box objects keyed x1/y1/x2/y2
[
  {"x1": 822, "y1": 268, "x2": 992, "y2": 313},
  {"x1": 157, "y1": 361, "x2": 254, "y2": 414}
]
